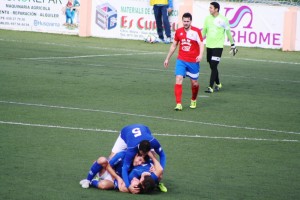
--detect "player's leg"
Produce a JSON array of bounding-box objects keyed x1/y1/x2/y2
[
  {"x1": 205, "y1": 48, "x2": 214, "y2": 93},
  {"x1": 205, "y1": 48, "x2": 223, "y2": 93},
  {"x1": 186, "y1": 62, "x2": 200, "y2": 108},
  {"x1": 213, "y1": 48, "x2": 223, "y2": 91},
  {"x1": 80, "y1": 157, "x2": 108, "y2": 188},
  {"x1": 174, "y1": 59, "x2": 186, "y2": 111},
  {"x1": 91, "y1": 170, "x2": 115, "y2": 190},
  {"x1": 161, "y1": 5, "x2": 171, "y2": 43},
  {"x1": 153, "y1": 6, "x2": 164, "y2": 41},
  {"x1": 109, "y1": 134, "x2": 127, "y2": 159}
]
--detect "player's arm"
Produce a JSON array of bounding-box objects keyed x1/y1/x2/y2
[
  {"x1": 226, "y1": 29, "x2": 234, "y2": 46},
  {"x1": 148, "y1": 151, "x2": 163, "y2": 178},
  {"x1": 201, "y1": 18, "x2": 208, "y2": 38},
  {"x1": 197, "y1": 30, "x2": 204, "y2": 62},
  {"x1": 226, "y1": 29, "x2": 238, "y2": 56},
  {"x1": 224, "y1": 18, "x2": 238, "y2": 56},
  {"x1": 105, "y1": 163, "x2": 128, "y2": 193},
  {"x1": 164, "y1": 40, "x2": 178, "y2": 68},
  {"x1": 151, "y1": 139, "x2": 166, "y2": 169},
  {"x1": 121, "y1": 149, "x2": 136, "y2": 188},
  {"x1": 168, "y1": 0, "x2": 173, "y2": 14},
  {"x1": 168, "y1": 0, "x2": 173, "y2": 9}
]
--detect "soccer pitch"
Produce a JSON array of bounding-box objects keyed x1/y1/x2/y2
[{"x1": 0, "y1": 29, "x2": 299, "y2": 200}]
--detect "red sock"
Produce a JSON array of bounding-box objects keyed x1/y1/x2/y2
[
  {"x1": 174, "y1": 84, "x2": 182, "y2": 104},
  {"x1": 191, "y1": 84, "x2": 199, "y2": 101}
]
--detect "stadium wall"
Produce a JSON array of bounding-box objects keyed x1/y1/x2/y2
[{"x1": 0, "y1": 0, "x2": 299, "y2": 51}]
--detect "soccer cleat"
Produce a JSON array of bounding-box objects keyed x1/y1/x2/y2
[
  {"x1": 158, "y1": 182, "x2": 168, "y2": 192},
  {"x1": 164, "y1": 37, "x2": 171, "y2": 44},
  {"x1": 79, "y1": 179, "x2": 90, "y2": 189},
  {"x1": 214, "y1": 83, "x2": 222, "y2": 91},
  {"x1": 174, "y1": 103, "x2": 182, "y2": 111},
  {"x1": 205, "y1": 87, "x2": 214, "y2": 93},
  {"x1": 190, "y1": 100, "x2": 197, "y2": 109}
]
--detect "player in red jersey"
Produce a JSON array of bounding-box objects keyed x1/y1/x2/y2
[{"x1": 164, "y1": 12, "x2": 204, "y2": 111}]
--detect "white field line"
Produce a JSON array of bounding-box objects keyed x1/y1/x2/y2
[
  {"x1": 0, "y1": 121, "x2": 298, "y2": 143},
  {"x1": 19, "y1": 52, "x2": 164, "y2": 60},
  {"x1": 227, "y1": 56, "x2": 300, "y2": 65},
  {"x1": 1, "y1": 38, "x2": 299, "y2": 65},
  {"x1": 0, "y1": 38, "x2": 147, "y2": 53},
  {"x1": 23, "y1": 59, "x2": 300, "y2": 84},
  {"x1": 1, "y1": 100, "x2": 299, "y2": 135}
]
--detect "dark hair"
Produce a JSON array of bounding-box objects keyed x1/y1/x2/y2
[
  {"x1": 210, "y1": 2, "x2": 220, "y2": 12},
  {"x1": 138, "y1": 140, "x2": 151, "y2": 154},
  {"x1": 182, "y1": 12, "x2": 192, "y2": 20},
  {"x1": 138, "y1": 175, "x2": 156, "y2": 194}
]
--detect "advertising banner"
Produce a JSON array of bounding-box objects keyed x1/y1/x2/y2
[
  {"x1": 297, "y1": 10, "x2": 300, "y2": 50},
  {"x1": 194, "y1": 2, "x2": 288, "y2": 49},
  {"x1": 0, "y1": 0, "x2": 298, "y2": 50},
  {"x1": 90, "y1": 0, "x2": 290, "y2": 49},
  {"x1": 0, "y1": 0, "x2": 80, "y2": 34},
  {"x1": 90, "y1": 0, "x2": 181, "y2": 41}
]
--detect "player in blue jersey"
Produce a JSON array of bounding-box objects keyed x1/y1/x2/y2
[
  {"x1": 109, "y1": 124, "x2": 167, "y2": 193},
  {"x1": 79, "y1": 151, "x2": 149, "y2": 192},
  {"x1": 80, "y1": 151, "x2": 158, "y2": 194},
  {"x1": 128, "y1": 150, "x2": 164, "y2": 190},
  {"x1": 109, "y1": 152, "x2": 161, "y2": 194}
]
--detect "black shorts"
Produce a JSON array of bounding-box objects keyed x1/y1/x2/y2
[{"x1": 207, "y1": 48, "x2": 223, "y2": 63}]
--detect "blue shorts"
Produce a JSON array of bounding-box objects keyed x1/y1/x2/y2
[{"x1": 175, "y1": 59, "x2": 200, "y2": 80}]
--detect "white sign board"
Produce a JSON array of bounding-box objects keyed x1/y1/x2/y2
[{"x1": 0, "y1": 0, "x2": 80, "y2": 34}]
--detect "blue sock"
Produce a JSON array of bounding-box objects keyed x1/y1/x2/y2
[
  {"x1": 87, "y1": 162, "x2": 102, "y2": 181},
  {"x1": 91, "y1": 180, "x2": 99, "y2": 188}
]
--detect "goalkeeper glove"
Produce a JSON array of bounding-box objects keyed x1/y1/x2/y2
[{"x1": 229, "y1": 44, "x2": 238, "y2": 56}]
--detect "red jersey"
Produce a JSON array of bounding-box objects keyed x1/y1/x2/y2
[{"x1": 174, "y1": 26, "x2": 203, "y2": 62}]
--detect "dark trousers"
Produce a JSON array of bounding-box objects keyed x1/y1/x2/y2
[
  {"x1": 153, "y1": 5, "x2": 171, "y2": 40},
  {"x1": 206, "y1": 48, "x2": 223, "y2": 87}
]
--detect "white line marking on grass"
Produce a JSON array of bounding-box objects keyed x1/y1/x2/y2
[
  {"x1": 224, "y1": 56, "x2": 300, "y2": 65},
  {"x1": 19, "y1": 52, "x2": 164, "y2": 60},
  {"x1": 1, "y1": 38, "x2": 300, "y2": 65},
  {"x1": 0, "y1": 121, "x2": 298, "y2": 143},
  {"x1": 220, "y1": 74, "x2": 300, "y2": 83},
  {"x1": 26, "y1": 58, "x2": 300, "y2": 84},
  {"x1": 198, "y1": 95, "x2": 210, "y2": 98},
  {"x1": 1, "y1": 100, "x2": 299, "y2": 135},
  {"x1": 0, "y1": 38, "x2": 149, "y2": 53}
]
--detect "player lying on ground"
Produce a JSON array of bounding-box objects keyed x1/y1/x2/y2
[
  {"x1": 79, "y1": 151, "x2": 163, "y2": 194},
  {"x1": 109, "y1": 124, "x2": 167, "y2": 193}
]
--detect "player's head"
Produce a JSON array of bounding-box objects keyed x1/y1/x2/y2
[
  {"x1": 182, "y1": 12, "x2": 192, "y2": 30},
  {"x1": 138, "y1": 140, "x2": 151, "y2": 156},
  {"x1": 130, "y1": 177, "x2": 142, "y2": 193},
  {"x1": 210, "y1": 2, "x2": 220, "y2": 15},
  {"x1": 139, "y1": 175, "x2": 156, "y2": 194},
  {"x1": 133, "y1": 153, "x2": 146, "y2": 166}
]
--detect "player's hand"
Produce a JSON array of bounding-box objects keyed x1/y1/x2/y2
[
  {"x1": 229, "y1": 44, "x2": 238, "y2": 56},
  {"x1": 164, "y1": 59, "x2": 169, "y2": 69},
  {"x1": 196, "y1": 55, "x2": 202, "y2": 62},
  {"x1": 128, "y1": 184, "x2": 140, "y2": 194},
  {"x1": 167, "y1": 8, "x2": 173, "y2": 15},
  {"x1": 118, "y1": 182, "x2": 129, "y2": 193}
]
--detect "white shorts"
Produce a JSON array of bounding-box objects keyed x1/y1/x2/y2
[
  {"x1": 111, "y1": 134, "x2": 127, "y2": 153},
  {"x1": 93, "y1": 170, "x2": 114, "y2": 183}
]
